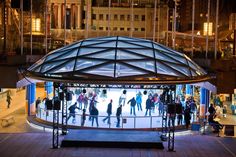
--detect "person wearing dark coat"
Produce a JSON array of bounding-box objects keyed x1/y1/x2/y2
[
  {"x1": 90, "y1": 105, "x2": 99, "y2": 127},
  {"x1": 208, "y1": 103, "x2": 216, "y2": 115},
  {"x1": 103, "y1": 99, "x2": 112, "y2": 124},
  {"x1": 116, "y1": 105, "x2": 122, "y2": 127},
  {"x1": 145, "y1": 95, "x2": 152, "y2": 116},
  {"x1": 208, "y1": 113, "x2": 223, "y2": 133},
  {"x1": 67, "y1": 102, "x2": 79, "y2": 124},
  {"x1": 184, "y1": 107, "x2": 191, "y2": 129},
  {"x1": 127, "y1": 97, "x2": 136, "y2": 116}
]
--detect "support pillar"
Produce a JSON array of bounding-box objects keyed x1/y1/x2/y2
[
  {"x1": 45, "y1": 82, "x2": 54, "y2": 98},
  {"x1": 200, "y1": 87, "x2": 209, "y2": 118},
  {"x1": 186, "y1": 84, "x2": 193, "y2": 96},
  {"x1": 26, "y1": 83, "x2": 36, "y2": 116},
  {"x1": 176, "y1": 84, "x2": 182, "y2": 96}
]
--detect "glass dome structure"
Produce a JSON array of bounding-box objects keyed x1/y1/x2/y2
[{"x1": 27, "y1": 36, "x2": 209, "y2": 84}]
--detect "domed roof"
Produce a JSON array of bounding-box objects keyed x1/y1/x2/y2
[{"x1": 27, "y1": 36, "x2": 209, "y2": 84}]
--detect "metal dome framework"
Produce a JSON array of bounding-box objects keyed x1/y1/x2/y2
[{"x1": 27, "y1": 36, "x2": 209, "y2": 84}]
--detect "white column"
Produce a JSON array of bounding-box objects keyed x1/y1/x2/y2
[
  {"x1": 153, "y1": 0, "x2": 157, "y2": 42},
  {"x1": 108, "y1": 0, "x2": 111, "y2": 36},
  {"x1": 191, "y1": 0, "x2": 195, "y2": 58},
  {"x1": 64, "y1": 0, "x2": 67, "y2": 45},
  {"x1": 77, "y1": 4, "x2": 81, "y2": 29},
  {"x1": 206, "y1": 0, "x2": 210, "y2": 59},
  {"x1": 58, "y1": 3, "x2": 61, "y2": 29},
  {"x1": 214, "y1": 0, "x2": 219, "y2": 59}
]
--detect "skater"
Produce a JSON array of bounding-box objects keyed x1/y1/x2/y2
[
  {"x1": 136, "y1": 92, "x2": 142, "y2": 111},
  {"x1": 127, "y1": 97, "x2": 136, "y2": 116},
  {"x1": 116, "y1": 105, "x2": 122, "y2": 127},
  {"x1": 67, "y1": 102, "x2": 79, "y2": 124},
  {"x1": 103, "y1": 99, "x2": 112, "y2": 124},
  {"x1": 90, "y1": 105, "x2": 99, "y2": 127}
]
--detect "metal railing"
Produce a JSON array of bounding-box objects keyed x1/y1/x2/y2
[{"x1": 36, "y1": 107, "x2": 163, "y2": 129}]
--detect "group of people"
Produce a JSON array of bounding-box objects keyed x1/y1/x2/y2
[
  {"x1": 67, "y1": 95, "x2": 123, "y2": 128},
  {"x1": 122, "y1": 91, "x2": 164, "y2": 117}
]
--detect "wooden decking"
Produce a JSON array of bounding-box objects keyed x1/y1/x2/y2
[{"x1": 0, "y1": 132, "x2": 235, "y2": 157}]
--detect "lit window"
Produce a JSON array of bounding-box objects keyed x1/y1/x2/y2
[
  {"x1": 203, "y1": 22, "x2": 213, "y2": 36},
  {"x1": 32, "y1": 18, "x2": 41, "y2": 32}
]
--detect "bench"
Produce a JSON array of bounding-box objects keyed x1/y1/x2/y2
[{"x1": 1, "y1": 116, "x2": 15, "y2": 127}]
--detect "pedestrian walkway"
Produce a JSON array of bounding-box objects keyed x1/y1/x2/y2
[{"x1": 0, "y1": 87, "x2": 45, "y2": 133}]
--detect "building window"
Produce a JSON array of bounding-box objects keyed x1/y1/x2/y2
[
  {"x1": 120, "y1": 27, "x2": 124, "y2": 31},
  {"x1": 134, "y1": 28, "x2": 139, "y2": 31},
  {"x1": 203, "y1": 22, "x2": 213, "y2": 36},
  {"x1": 92, "y1": 14, "x2": 96, "y2": 20},
  {"x1": 99, "y1": 27, "x2": 103, "y2": 30},
  {"x1": 114, "y1": 15, "x2": 118, "y2": 20},
  {"x1": 127, "y1": 28, "x2": 130, "y2": 31},
  {"x1": 127, "y1": 15, "x2": 130, "y2": 21},
  {"x1": 120, "y1": 15, "x2": 125, "y2": 21},
  {"x1": 106, "y1": 14, "x2": 109, "y2": 20},
  {"x1": 32, "y1": 18, "x2": 41, "y2": 32},
  {"x1": 134, "y1": 15, "x2": 139, "y2": 21},
  {"x1": 113, "y1": 27, "x2": 118, "y2": 31},
  {"x1": 141, "y1": 15, "x2": 145, "y2": 21},
  {"x1": 141, "y1": 28, "x2": 145, "y2": 31},
  {"x1": 99, "y1": 14, "x2": 103, "y2": 20}
]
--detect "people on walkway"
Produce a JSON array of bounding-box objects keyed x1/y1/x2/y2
[
  {"x1": 158, "y1": 101, "x2": 164, "y2": 115},
  {"x1": 103, "y1": 99, "x2": 112, "y2": 124},
  {"x1": 145, "y1": 95, "x2": 152, "y2": 116},
  {"x1": 177, "y1": 107, "x2": 184, "y2": 125},
  {"x1": 127, "y1": 97, "x2": 136, "y2": 116},
  {"x1": 35, "y1": 97, "x2": 41, "y2": 114},
  {"x1": 208, "y1": 103, "x2": 216, "y2": 115},
  {"x1": 116, "y1": 105, "x2": 122, "y2": 127},
  {"x1": 6, "y1": 92, "x2": 12, "y2": 109},
  {"x1": 136, "y1": 92, "x2": 142, "y2": 111},
  {"x1": 90, "y1": 105, "x2": 99, "y2": 127},
  {"x1": 184, "y1": 107, "x2": 191, "y2": 129},
  {"x1": 67, "y1": 102, "x2": 79, "y2": 124},
  {"x1": 81, "y1": 109, "x2": 87, "y2": 127}
]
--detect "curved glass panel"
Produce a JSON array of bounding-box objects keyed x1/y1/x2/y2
[
  {"x1": 78, "y1": 47, "x2": 107, "y2": 56},
  {"x1": 124, "y1": 61, "x2": 155, "y2": 73},
  {"x1": 116, "y1": 63, "x2": 146, "y2": 77},
  {"x1": 84, "y1": 64, "x2": 114, "y2": 77},
  {"x1": 116, "y1": 50, "x2": 145, "y2": 60},
  {"x1": 156, "y1": 62, "x2": 182, "y2": 77},
  {"x1": 41, "y1": 60, "x2": 68, "y2": 73},
  {"x1": 128, "y1": 49, "x2": 153, "y2": 58},
  {"x1": 53, "y1": 60, "x2": 75, "y2": 73},
  {"x1": 155, "y1": 50, "x2": 180, "y2": 64},
  {"x1": 117, "y1": 41, "x2": 143, "y2": 48},
  {"x1": 86, "y1": 50, "x2": 115, "y2": 60},
  {"x1": 75, "y1": 59, "x2": 105, "y2": 71}
]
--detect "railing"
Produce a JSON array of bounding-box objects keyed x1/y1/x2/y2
[{"x1": 36, "y1": 107, "x2": 163, "y2": 129}]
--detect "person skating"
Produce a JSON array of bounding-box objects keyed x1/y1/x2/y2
[{"x1": 103, "y1": 99, "x2": 112, "y2": 124}]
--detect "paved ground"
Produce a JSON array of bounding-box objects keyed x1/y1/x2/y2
[{"x1": 0, "y1": 88, "x2": 235, "y2": 157}]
